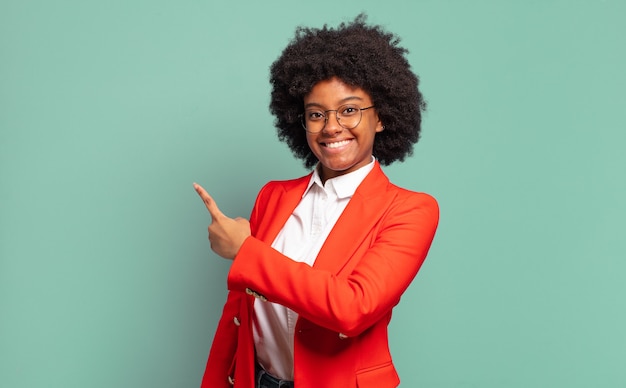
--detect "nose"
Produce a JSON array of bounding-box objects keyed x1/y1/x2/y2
[{"x1": 322, "y1": 111, "x2": 343, "y2": 134}]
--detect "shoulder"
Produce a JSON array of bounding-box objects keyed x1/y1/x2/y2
[
  {"x1": 385, "y1": 184, "x2": 440, "y2": 227},
  {"x1": 260, "y1": 174, "x2": 310, "y2": 192},
  {"x1": 390, "y1": 183, "x2": 438, "y2": 209},
  {"x1": 372, "y1": 184, "x2": 440, "y2": 243},
  {"x1": 255, "y1": 174, "x2": 311, "y2": 201},
  {"x1": 366, "y1": 164, "x2": 438, "y2": 211}
]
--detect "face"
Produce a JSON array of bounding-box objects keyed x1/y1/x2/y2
[{"x1": 303, "y1": 77, "x2": 383, "y2": 182}]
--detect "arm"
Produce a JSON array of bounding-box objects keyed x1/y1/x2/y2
[{"x1": 227, "y1": 192, "x2": 439, "y2": 337}]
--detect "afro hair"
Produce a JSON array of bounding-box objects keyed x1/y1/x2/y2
[{"x1": 269, "y1": 14, "x2": 426, "y2": 168}]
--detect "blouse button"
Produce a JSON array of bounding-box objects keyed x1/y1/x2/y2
[{"x1": 233, "y1": 317, "x2": 241, "y2": 326}]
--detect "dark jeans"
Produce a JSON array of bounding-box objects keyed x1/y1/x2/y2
[{"x1": 256, "y1": 364, "x2": 294, "y2": 388}]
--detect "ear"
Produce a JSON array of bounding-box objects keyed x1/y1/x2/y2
[{"x1": 375, "y1": 118, "x2": 384, "y2": 133}]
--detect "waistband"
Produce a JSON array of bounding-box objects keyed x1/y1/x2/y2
[{"x1": 255, "y1": 363, "x2": 294, "y2": 388}]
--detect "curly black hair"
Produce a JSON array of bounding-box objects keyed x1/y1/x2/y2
[{"x1": 269, "y1": 14, "x2": 426, "y2": 168}]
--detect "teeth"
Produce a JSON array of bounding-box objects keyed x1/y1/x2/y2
[{"x1": 326, "y1": 140, "x2": 350, "y2": 149}]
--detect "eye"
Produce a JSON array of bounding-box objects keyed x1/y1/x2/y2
[
  {"x1": 339, "y1": 105, "x2": 359, "y2": 116},
  {"x1": 306, "y1": 111, "x2": 325, "y2": 121}
]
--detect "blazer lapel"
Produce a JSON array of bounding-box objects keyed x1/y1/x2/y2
[
  {"x1": 255, "y1": 175, "x2": 311, "y2": 244},
  {"x1": 313, "y1": 163, "x2": 394, "y2": 273}
]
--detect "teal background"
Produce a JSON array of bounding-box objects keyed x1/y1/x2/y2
[{"x1": 1, "y1": 0, "x2": 625, "y2": 387}]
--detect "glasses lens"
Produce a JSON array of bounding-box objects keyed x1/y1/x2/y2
[
  {"x1": 301, "y1": 105, "x2": 364, "y2": 132},
  {"x1": 336, "y1": 105, "x2": 362, "y2": 129},
  {"x1": 302, "y1": 109, "x2": 325, "y2": 133}
]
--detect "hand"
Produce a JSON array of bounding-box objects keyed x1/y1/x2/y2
[{"x1": 193, "y1": 183, "x2": 251, "y2": 260}]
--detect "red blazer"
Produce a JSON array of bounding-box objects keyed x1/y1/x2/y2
[{"x1": 201, "y1": 162, "x2": 439, "y2": 388}]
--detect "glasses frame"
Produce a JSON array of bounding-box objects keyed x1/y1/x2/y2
[{"x1": 300, "y1": 105, "x2": 375, "y2": 133}]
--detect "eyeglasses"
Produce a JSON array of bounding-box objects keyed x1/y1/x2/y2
[{"x1": 300, "y1": 104, "x2": 375, "y2": 133}]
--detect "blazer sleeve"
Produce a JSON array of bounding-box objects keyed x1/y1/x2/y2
[{"x1": 227, "y1": 190, "x2": 439, "y2": 337}]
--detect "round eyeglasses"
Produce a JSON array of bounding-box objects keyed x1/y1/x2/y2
[{"x1": 300, "y1": 104, "x2": 375, "y2": 133}]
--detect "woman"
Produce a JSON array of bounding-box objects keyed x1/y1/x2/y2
[{"x1": 194, "y1": 14, "x2": 439, "y2": 388}]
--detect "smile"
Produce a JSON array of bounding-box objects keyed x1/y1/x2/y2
[{"x1": 324, "y1": 139, "x2": 352, "y2": 149}]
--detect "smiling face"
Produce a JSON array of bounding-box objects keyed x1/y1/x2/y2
[{"x1": 303, "y1": 77, "x2": 383, "y2": 182}]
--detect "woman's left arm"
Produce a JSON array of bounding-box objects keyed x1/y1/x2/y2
[{"x1": 227, "y1": 192, "x2": 439, "y2": 337}]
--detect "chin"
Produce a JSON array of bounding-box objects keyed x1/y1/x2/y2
[{"x1": 323, "y1": 160, "x2": 352, "y2": 171}]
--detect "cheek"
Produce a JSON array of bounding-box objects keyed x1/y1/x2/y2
[{"x1": 305, "y1": 134, "x2": 318, "y2": 151}]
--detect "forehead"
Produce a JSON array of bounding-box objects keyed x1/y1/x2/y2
[{"x1": 304, "y1": 77, "x2": 372, "y2": 106}]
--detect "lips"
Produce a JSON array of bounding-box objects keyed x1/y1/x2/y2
[{"x1": 323, "y1": 139, "x2": 352, "y2": 149}]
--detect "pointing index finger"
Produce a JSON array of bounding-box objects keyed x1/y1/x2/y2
[{"x1": 193, "y1": 182, "x2": 225, "y2": 221}]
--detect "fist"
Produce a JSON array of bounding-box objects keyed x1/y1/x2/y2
[{"x1": 193, "y1": 183, "x2": 251, "y2": 259}]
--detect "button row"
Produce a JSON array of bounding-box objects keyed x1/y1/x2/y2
[{"x1": 245, "y1": 287, "x2": 268, "y2": 302}]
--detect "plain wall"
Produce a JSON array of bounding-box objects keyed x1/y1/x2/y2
[{"x1": 1, "y1": 0, "x2": 625, "y2": 387}]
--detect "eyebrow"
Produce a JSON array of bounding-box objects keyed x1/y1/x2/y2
[{"x1": 304, "y1": 95, "x2": 365, "y2": 109}]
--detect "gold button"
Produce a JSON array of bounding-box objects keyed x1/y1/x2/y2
[{"x1": 245, "y1": 288, "x2": 267, "y2": 302}]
